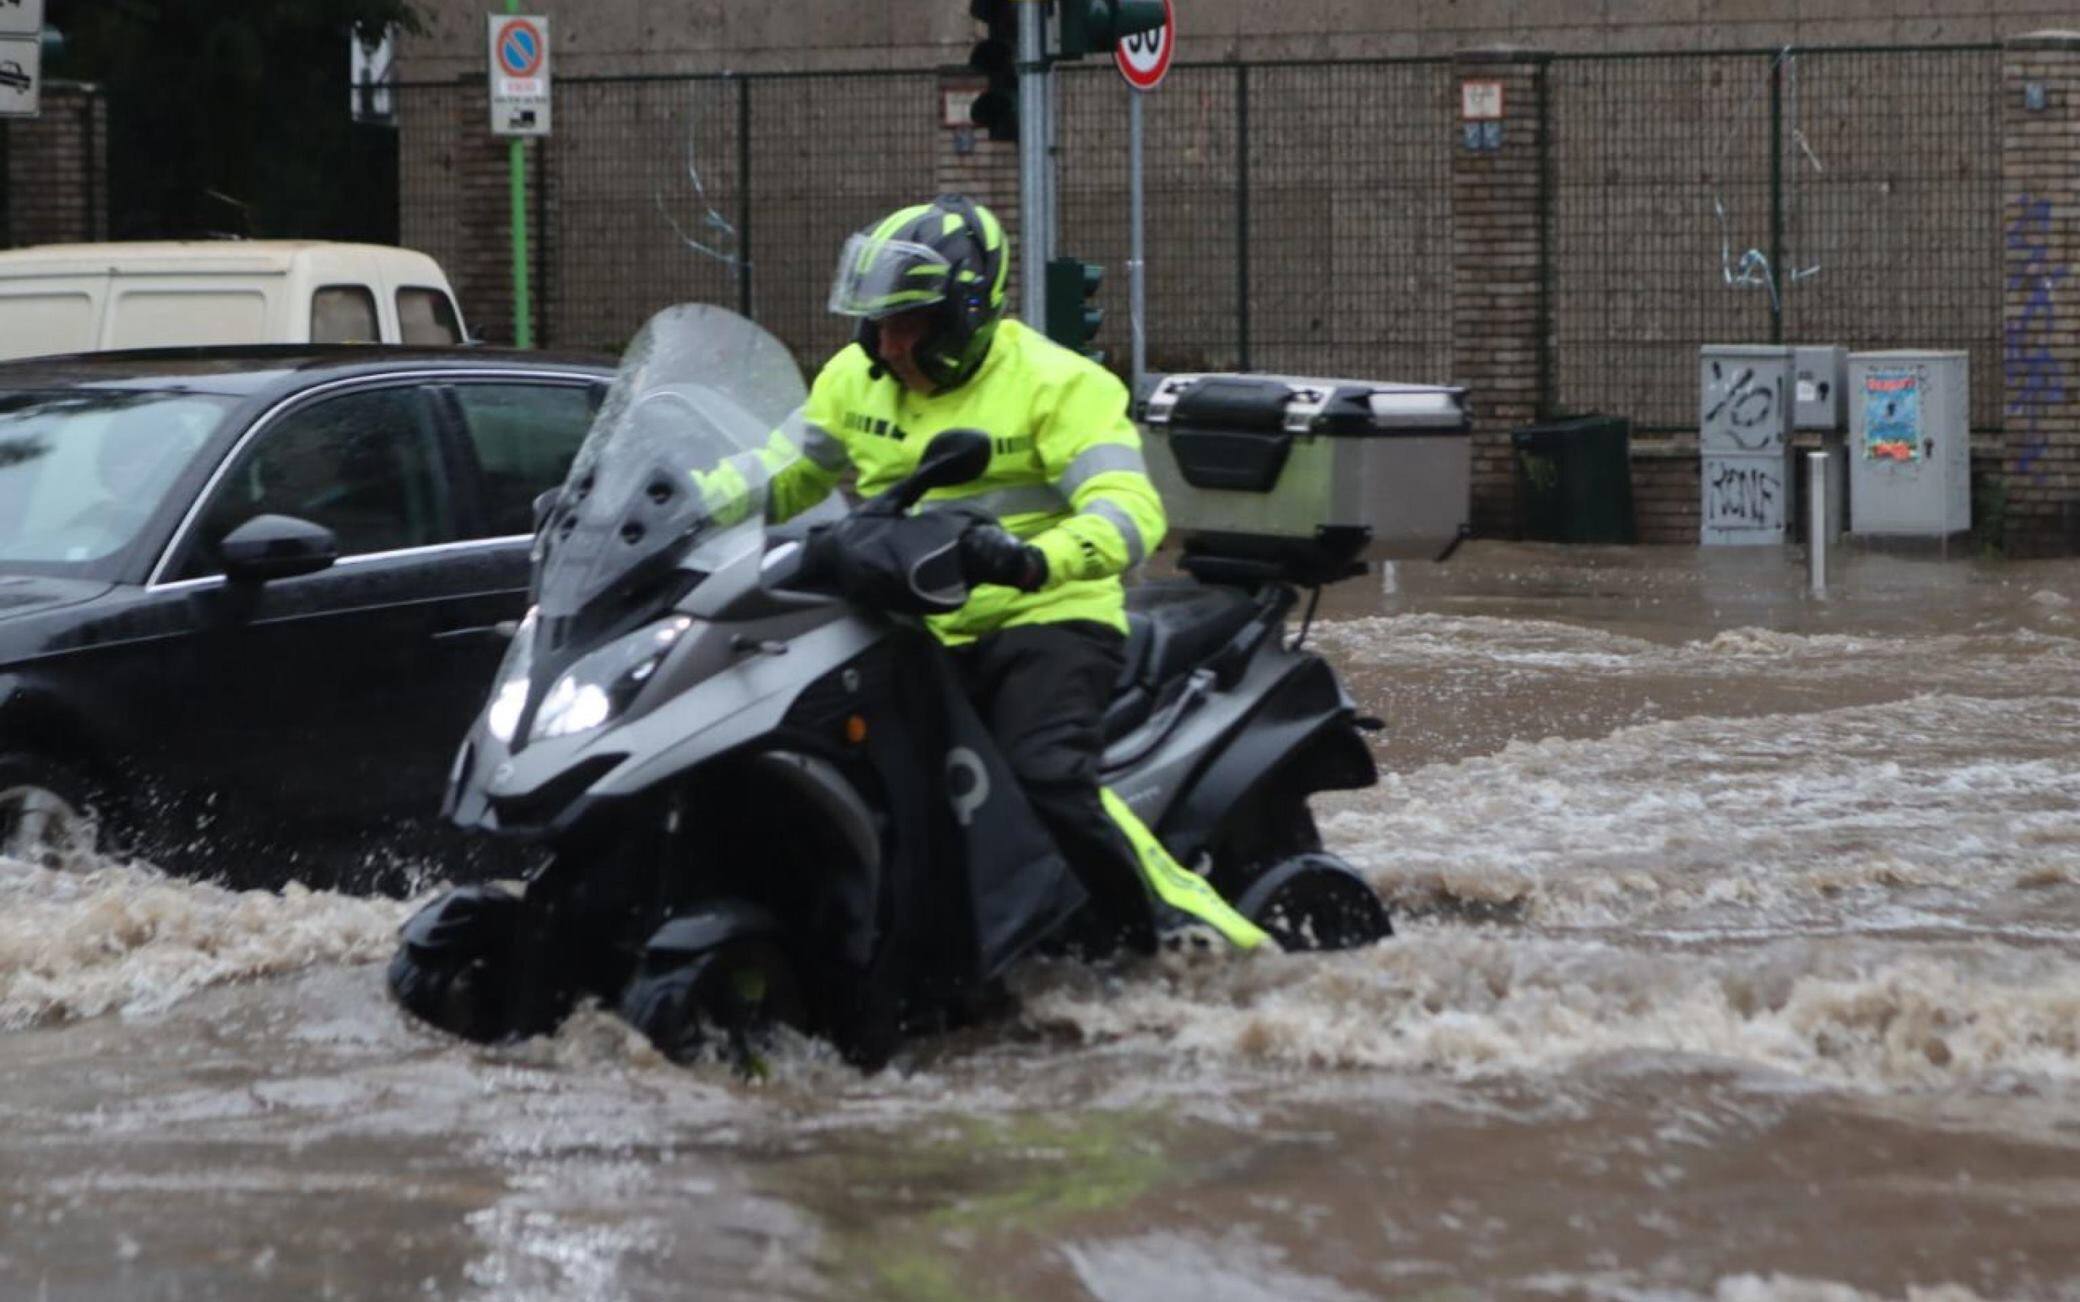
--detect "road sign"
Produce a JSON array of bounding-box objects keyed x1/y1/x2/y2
[
  {"x1": 0, "y1": 0, "x2": 44, "y2": 39},
  {"x1": 0, "y1": 35, "x2": 38, "y2": 118},
  {"x1": 1113, "y1": 0, "x2": 1174, "y2": 92},
  {"x1": 350, "y1": 25, "x2": 395, "y2": 125},
  {"x1": 487, "y1": 14, "x2": 551, "y2": 137}
]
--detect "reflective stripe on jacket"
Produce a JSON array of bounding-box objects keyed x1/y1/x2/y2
[{"x1": 767, "y1": 317, "x2": 1165, "y2": 644}]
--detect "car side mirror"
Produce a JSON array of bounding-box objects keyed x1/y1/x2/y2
[
  {"x1": 870, "y1": 427, "x2": 993, "y2": 514},
  {"x1": 219, "y1": 514, "x2": 339, "y2": 584},
  {"x1": 533, "y1": 487, "x2": 560, "y2": 531}
]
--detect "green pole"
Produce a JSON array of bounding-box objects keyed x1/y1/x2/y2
[
  {"x1": 1767, "y1": 52, "x2": 1783, "y2": 346},
  {"x1": 506, "y1": 0, "x2": 533, "y2": 348}
]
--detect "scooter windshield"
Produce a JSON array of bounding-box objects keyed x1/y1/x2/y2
[{"x1": 534, "y1": 304, "x2": 809, "y2": 626}]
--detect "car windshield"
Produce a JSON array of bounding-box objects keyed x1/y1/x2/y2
[
  {"x1": 0, "y1": 389, "x2": 233, "y2": 573},
  {"x1": 534, "y1": 304, "x2": 809, "y2": 624}
]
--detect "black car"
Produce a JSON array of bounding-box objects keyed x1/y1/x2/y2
[{"x1": 0, "y1": 345, "x2": 613, "y2": 887}]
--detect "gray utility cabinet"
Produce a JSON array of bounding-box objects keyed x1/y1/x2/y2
[
  {"x1": 1793, "y1": 344, "x2": 1849, "y2": 536},
  {"x1": 1793, "y1": 345, "x2": 1847, "y2": 431},
  {"x1": 1846, "y1": 351, "x2": 1971, "y2": 537},
  {"x1": 1699, "y1": 344, "x2": 1794, "y2": 545},
  {"x1": 1141, "y1": 372, "x2": 1471, "y2": 560}
]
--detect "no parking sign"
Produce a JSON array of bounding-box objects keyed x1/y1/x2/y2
[{"x1": 487, "y1": 14, "x2": 551, "y2": 136}]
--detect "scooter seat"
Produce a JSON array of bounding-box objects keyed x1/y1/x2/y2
[{"x1": 1103, "y1": 581, "x2": 1260, "y2": 742}]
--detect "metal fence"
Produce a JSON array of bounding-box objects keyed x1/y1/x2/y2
[
  {"x1": 1548, "y1": 46, "x2": 2002, "y2": 430},
  {"x1": 1057, "y1": 59, "x2": 1457, "y2": 383},
  {"x1": 398, "y1": 71, "x2": 939, "y2": 367},
  {"x1": 393, "y1": 43, "x2": 2005, "y2": 431}
]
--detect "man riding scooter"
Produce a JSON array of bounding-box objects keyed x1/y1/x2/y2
[{"x1": 703, "y1": 194, "x2": 1266, "y2": 955}]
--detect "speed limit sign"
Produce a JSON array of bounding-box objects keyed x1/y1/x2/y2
[{"x1": 1114, "y1": 0, "x2": 1176, "y2": 93}]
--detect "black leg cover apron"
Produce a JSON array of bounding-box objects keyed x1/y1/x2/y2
[{"x1": 954, "y1": 620, "x2": 1158, "y2": 952}]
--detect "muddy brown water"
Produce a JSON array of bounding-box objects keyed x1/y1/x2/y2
[{"x1": 3, "y1": 542, "x2": 2078, "y2": 1301}]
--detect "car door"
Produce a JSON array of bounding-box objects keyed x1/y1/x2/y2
[{"x1": 156, "y1": 380, "x2": 508, "y2": 828}]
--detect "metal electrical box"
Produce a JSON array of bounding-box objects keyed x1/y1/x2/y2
[
  {"x1": 1142, "y1": 372, "x2": 1471, "y2": 560},
  {"x1": 1699, "y1": 344, "x2": 1793, "y2": 545},
  {"x1": 1793, "y1": 345, "x2": 1847, "y2": 431},
  {"x1": 1793, "y1": 344, "x2": 1849, "y2": 537},
  {"x1": 1847, "y1": 351, "x2": 1971, "y2": 537}
]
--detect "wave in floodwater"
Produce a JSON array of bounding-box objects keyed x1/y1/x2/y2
[
  {"x1": 1320, "y1": 691, "x2": 2080, "y2": 934},
  {"x1": 1314, "y1": 612, "x2": 2080, "y2": 692},
  {"x1": 1011, "y1": 928, "x2": 2080, "y2": 1090},
  {"x1": 0, "y1": 853, "x2": 413, "y2": 1030},
  {"x1": 1060, "y1": 1239, "x2": 1998, "y2": 1302}
]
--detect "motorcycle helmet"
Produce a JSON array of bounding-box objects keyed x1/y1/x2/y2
[{"x1": 827, "y1": 194, "x2": 1010, "y2": 391}]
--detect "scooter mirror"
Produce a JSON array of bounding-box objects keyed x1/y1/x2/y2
[{"x1": 873, "y1": 427, "x2": 993, "y2": 513}]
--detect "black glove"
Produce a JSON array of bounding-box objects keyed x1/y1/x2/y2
[{"x1": 960, "y1": 524, "x2": 1048, "y2": 592}]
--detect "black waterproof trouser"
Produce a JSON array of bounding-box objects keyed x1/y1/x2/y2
[{"x1": 953, "y1": 620, "x2": 1158, "y2": 952}]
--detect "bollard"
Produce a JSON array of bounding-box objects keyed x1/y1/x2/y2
[{"x1": 1807, "y1": 450, "x2": 1828, "y2": 596}]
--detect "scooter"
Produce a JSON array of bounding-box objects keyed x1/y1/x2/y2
[{"x1": 388, "y1": 304, "x2": 1391, "y2": 1068}]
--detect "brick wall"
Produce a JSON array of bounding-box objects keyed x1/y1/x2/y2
[
  {"x1": 1632, "y1": 444, "x2": 1704, "y2": 545},
  {"x1": 2, "y1": 83, "x2": 106, "y2": 248},
  {"x1": 2001, "y1": 32, "x2": 2080, "y2": 555},
  {"x1": 397, "y1": 83, "x2": 546, "y2": 346},
  {"x1": 396, "y1": 0, "x2": 2080, "y2": 80},
  {"x1": 1451, "y1": 51, "x2": 1548, "y2": 535}
]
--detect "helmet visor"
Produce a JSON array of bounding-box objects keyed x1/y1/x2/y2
[{"x1": 828, "y1": 233, "x2": 954, "y2": 320}]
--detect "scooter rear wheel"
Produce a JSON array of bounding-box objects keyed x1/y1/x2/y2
[
  {"x1": 1235, "y1": 851, "x2": 1393, "y2": 951},
  {"x1": 618, "y1": 937, "x2": 807, "y2": 1068}
]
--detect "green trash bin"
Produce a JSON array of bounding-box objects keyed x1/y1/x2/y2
[{"x1": 1511, "y1": 415, "x2": 1637, "y2": 543}]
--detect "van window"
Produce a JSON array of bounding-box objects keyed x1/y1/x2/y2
[
  {"x1": 397, "y1": 288, "x2": 463, "y2": 345},
  {"x1": 108, "y1": 290, "x2": 269, "y2": 350},
  {"x1": 0, "y1": 293, "x2": 97, "y2": 360},
  {"x1": 312, "y1": 285, "x2": 380, "y2": 343},
  {"x1": 451, "y1": 382, "x2": 601, "y2": 536}
]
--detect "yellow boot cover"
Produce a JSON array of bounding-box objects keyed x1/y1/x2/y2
[{"x1": 1098, "y1": 788, "x2": 1271, "y2": 951}]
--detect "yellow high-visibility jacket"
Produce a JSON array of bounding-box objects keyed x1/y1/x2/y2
[{"x1": 751, "y1": 317, "x2": 1166, "y2": 645}]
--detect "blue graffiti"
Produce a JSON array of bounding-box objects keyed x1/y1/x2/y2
[{"x1": 2005, "y1": 197, "x2": 2068, "y2": 479}]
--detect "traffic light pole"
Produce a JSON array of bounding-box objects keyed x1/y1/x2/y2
[
  {"x1": 1128, "y1": 87, "x2": 1146, "y2": 397},
  {"x1": 1017, "y1": 0, "x2": 1050, "y2": 330}
]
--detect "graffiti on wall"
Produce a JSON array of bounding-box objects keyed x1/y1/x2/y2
[
  {"x1": 1703, "y1": 458, "x2": 1783, "y2": 531},
  {"x1": 1711, "y1": 48, "x2": 1826, "y2": 310},
  {"x1": 1702, "y1": 360, "x2": 1781, "y2": 451},
  {"x1": 659, "y1": 110, "x2": 749, "y2": 270},
  {"x1": 2005, "y1": 196, "x2": 2066, "y2": 480}
]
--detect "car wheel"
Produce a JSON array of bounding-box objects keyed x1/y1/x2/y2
[{"x1": 0, "y1": 752, "x2": 107, "y2": 868}]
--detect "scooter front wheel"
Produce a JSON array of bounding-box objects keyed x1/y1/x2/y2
[
  {"x1": 618, "y1": 935, "x2": 807, "y2": 1068},
  {"x1": 387, "y1": 884, "x2": 526, "y2": 1043},
  {"x1": 1234, "y1": 851, "x2": 1393, "y2": 951}
]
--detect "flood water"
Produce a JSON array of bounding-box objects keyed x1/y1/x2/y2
[{"x1": 4, "y1": 542, "x2": 2079, "y2": 1301}]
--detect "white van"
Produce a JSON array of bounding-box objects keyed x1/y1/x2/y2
[{"x1": 0, "y1": 240, "x2": 469, "y2": 361}]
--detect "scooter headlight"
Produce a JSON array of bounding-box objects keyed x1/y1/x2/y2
[
  {"x1": 485, "y1": 608, "x2": 539, "y2": 744},
  {"x1": 530, "y1": 616, "x2": 693, "y2": 742}
]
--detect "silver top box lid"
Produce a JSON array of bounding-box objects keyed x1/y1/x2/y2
[{"x1": 1143, "y1": 372, "x2": 1470, "y2": 435}]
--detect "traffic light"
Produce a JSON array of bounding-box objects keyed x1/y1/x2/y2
[
  {"x1": 1058, "y1": 0, "x2": 1165, "y2": 60},
  {"x1": 1045, "y1": 257, "x2": 1105, "y2": 358},
  {"x1": 968, "y1": 0, "x2": 1019, "y2": 142}
]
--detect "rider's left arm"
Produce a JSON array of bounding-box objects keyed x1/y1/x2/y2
[
  {"x1": 1026, "y1": 368, "x2": 1168, "y2": 589},
  {"x1": 687, "y1": 379, "x2": 855, "y2": 527}
]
